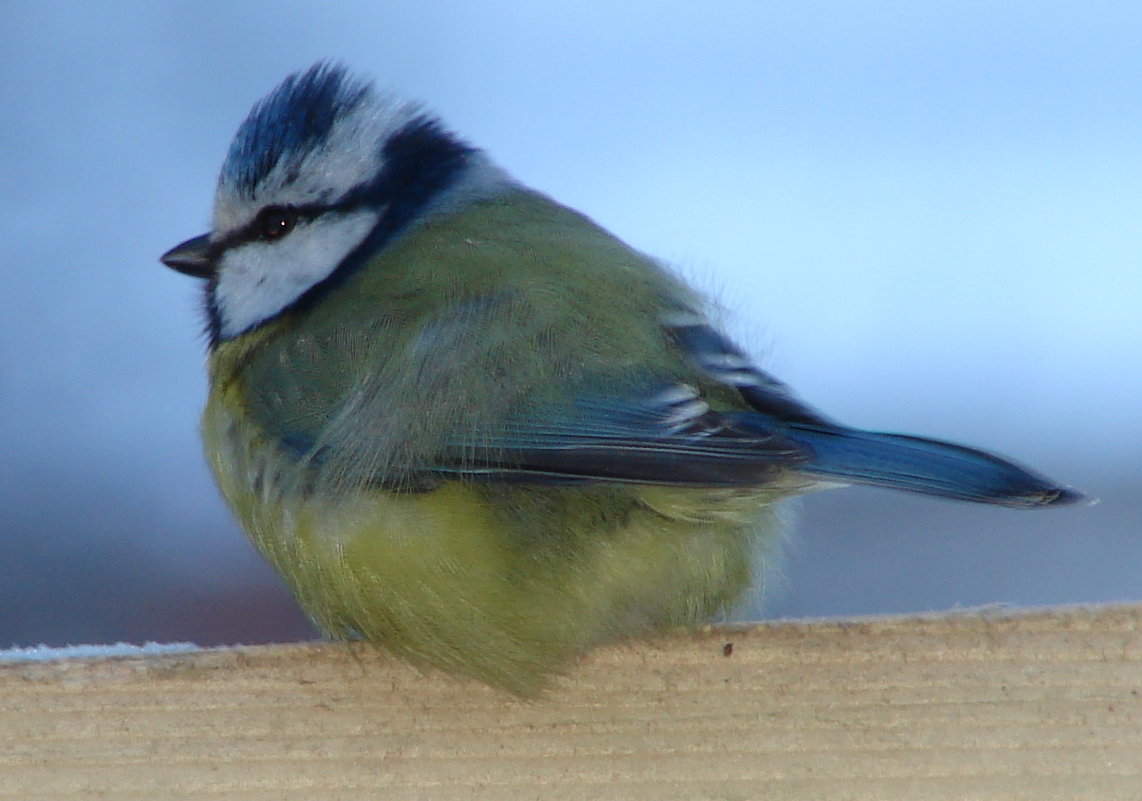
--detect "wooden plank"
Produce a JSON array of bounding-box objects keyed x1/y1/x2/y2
[{"x1": 2, "y1": 605, "x2": 1139, "y2": 800}]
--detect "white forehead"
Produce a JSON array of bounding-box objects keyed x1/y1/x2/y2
[{"x1": 212, "y1": 97, "x2": 420, "y2": 237}]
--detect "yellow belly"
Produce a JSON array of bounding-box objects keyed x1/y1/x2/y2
[{"x1": 203, "y1": 398, "x2": 785, "y2": 694}]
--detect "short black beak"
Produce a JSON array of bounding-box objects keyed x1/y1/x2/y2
[{"x1": 160, "y1": 234, "x2": 216, "y2": 279}]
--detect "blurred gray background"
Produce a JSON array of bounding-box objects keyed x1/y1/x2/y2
[{"x1": 2, "y1": 2, "x2": 1138, "y2": 649}]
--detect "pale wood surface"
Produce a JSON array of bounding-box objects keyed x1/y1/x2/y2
[{"x1": 2, "y1": 605, "x2": 1140, "y2": 800}]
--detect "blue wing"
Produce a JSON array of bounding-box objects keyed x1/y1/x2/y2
[
  {"x1": 434, "y1": 381, "x2": 812, "y2": 486},
  {"x1": 665, "y1": 319, "x2": 1083, "y2": 506},
  {"x1": 432, "y1": 319, "x2": 1083, "y2": 508}
]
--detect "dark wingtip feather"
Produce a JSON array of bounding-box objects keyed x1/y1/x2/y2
[{"x1": 1023, "y1": 485, "x2": 1094, "y2": 508}]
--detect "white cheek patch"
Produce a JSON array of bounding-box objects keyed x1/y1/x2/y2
[{"x1": 214, "y1": 209, "x2": 379, "y2": 339}]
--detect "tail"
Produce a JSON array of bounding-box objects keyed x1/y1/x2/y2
[{"x1": 785, "y1": 424, "x2": 1087, "y2": 508}]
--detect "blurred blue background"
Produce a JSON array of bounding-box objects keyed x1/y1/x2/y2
[{"x1": 2, "y1": 2, "x2": 1138, "y2": 648}]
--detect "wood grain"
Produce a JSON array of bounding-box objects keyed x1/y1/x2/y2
[{"x1": 2, "y1": 605, "x2": 1139, "y2": 800}]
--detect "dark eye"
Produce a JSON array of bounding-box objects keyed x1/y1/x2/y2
[{"x1": 256, "y1": 205, "x2": 298, "y2": 241}]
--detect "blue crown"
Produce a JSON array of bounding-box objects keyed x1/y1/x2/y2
[{"x1": 222, "y1": 62, "x2": 370, "y2": 199}]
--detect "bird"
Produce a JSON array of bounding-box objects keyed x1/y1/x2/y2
[{"x1": 162, "y1": 62, "x2": 1085, "y2": 695}]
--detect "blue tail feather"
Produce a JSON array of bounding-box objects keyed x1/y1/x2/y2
[{"x1": 783, "y1": 424, "x2": 1085, "y2": 508}]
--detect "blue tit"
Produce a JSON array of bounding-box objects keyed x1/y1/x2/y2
[{"x1": 161, "y1": 63, "x2": 1085, "y2": 695}]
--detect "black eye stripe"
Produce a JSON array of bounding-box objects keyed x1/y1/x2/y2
[
  {"x1": 210, "y1": 203, "x2": 332, "y2": 254},
  {"x1": 204, "y1": 195, "x2": 371, "y2": 268}
]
